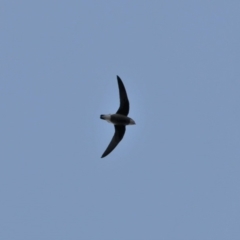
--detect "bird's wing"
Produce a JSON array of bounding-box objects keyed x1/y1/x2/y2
[
  {"x1": 101, "y1": 125, "x2": 126, "y2": 158},
  {"x1": 116, "y1": 76, "x2": 129, "y2": 116}
]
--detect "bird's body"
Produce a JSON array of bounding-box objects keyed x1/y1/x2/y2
[
  {"x1": 100, "y1": 114, "x2": 135, "y2": 125},
  {"x1": 100, "y1": 76, "x2": 135, "y2": 158}
]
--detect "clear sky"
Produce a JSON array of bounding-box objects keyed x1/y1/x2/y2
[{"x1": 1, "y1": 1, "x2": 240, "y2": 239}]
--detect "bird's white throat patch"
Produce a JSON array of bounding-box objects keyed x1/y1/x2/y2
[{"x1": 102, "y1": 114, "x2": 112, "y2": 123}]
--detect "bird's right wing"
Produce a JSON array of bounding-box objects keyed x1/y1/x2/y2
[{"x1": 101, "y1": 125, "x2": 126, "y2": 158}]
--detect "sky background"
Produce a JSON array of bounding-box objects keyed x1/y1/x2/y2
[{"x1": 1, "y1": 1, "x2": 240, "y2": 239}]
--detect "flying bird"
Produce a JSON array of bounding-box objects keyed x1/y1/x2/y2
[{"x1": 100, "y1": 76, "x2": 136, "y2": 158}]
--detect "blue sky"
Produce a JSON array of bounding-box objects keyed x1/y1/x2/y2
[{"x1": 1, "y1": 1, "x2": 240, "y2": 239}]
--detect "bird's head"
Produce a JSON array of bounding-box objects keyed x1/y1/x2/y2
[{"x1": 100, "y1": 114, "x2": 111, "y2": 120}]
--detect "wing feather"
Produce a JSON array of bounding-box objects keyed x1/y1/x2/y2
[
  {"x1": 116, "y1": 76, "x2": 129, "y2": 116},
  {"x1": 101, "y1": 125, "x2": 126, "y2": 158}
]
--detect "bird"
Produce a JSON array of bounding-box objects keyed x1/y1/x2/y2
[{"x1": 100, "y1": 75, "x2": 136, "y2": 158}]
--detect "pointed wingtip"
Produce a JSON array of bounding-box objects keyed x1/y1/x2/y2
[
  {"x1": 116, "y1": 75, "x2": 124, "y2": 88},
  {"x1": 117, "y1": 75, "x2": 121, "y2": 81}
]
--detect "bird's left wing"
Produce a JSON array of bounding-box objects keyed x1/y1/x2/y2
[{"x1": 116, "y1": 76, "x2": 129, "y2": 116}]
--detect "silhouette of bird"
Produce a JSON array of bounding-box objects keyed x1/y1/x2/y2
[{"x1": 100, "y1": 76, "x2": 136, "y2": 158}]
